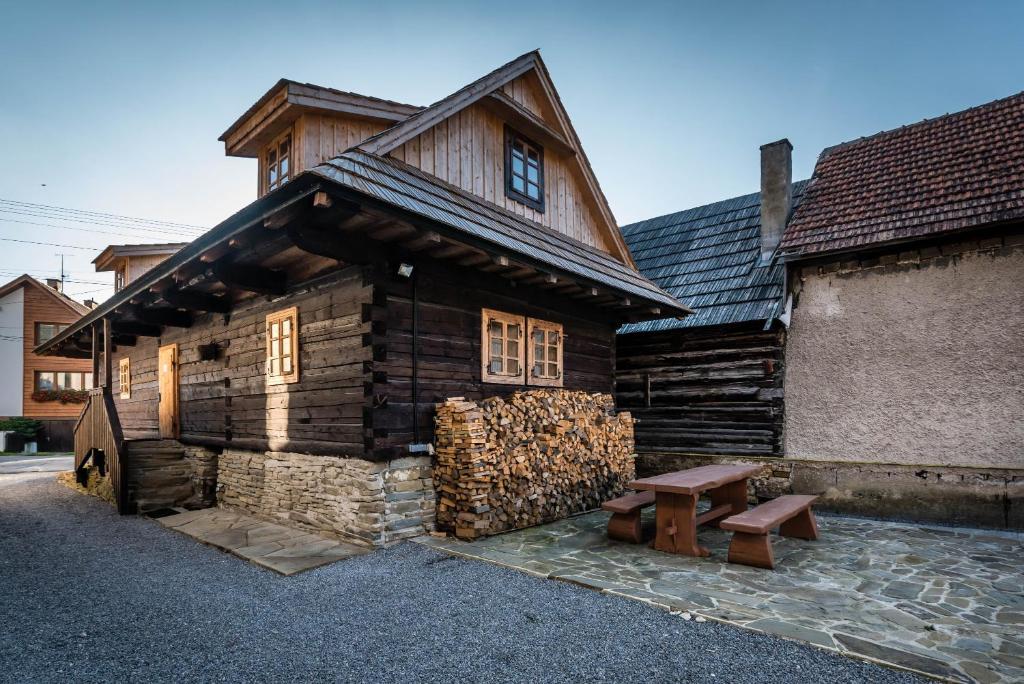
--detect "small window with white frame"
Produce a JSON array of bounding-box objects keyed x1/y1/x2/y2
[
  {"x1": 528, "y1": 318, "x2": 564, "y2": 386},
  {"x1": 119, "y1": 357, "x2": 131, "y2": 399},
  {"x1": 481, "y1": 309, "x2": 525, "y2": 385},
  {"x1": 266, "y1": 306, "x2": 299, "y2": 385}
]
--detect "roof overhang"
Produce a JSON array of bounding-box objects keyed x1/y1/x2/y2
[
  {"x1": 93, "y1": 243, "x2": 188, "y2": 271},
  {"x1": 38, "y1": 169, "x2": 690, "y2": 359},
  {"x1": 219, "y1": 79, "x2": 423, "y2": 158}
]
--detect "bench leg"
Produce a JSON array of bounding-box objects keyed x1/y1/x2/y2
[
  {"x1": 728, "y1": 532, "x2": 775, "y2": 569},
  {"x1": 654, "y1": 492, "x2": 709, "y2": 557},
  {"x1": 607, "y1": 511, "x2": 643, "y2": 544},
  {"x1": 780, "y1": 508, "x2": 819, "y2": 540}
]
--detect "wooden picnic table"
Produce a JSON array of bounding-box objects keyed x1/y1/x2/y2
[{"x1": 629, "y1": 464, "x2": 761, "y2": 557}]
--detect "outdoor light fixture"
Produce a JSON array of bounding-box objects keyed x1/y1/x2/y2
[{"x1": 397, "y1": 263, "x2": 414, "y2": 278}]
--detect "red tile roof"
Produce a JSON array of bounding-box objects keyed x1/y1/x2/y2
[{"x1": 780, "y1": 91, "x2": 1024, "y2": 259}]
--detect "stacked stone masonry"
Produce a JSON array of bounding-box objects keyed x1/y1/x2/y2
[
  {"x1": 216, "y1": 449, "x2": 434, "y2": 547},
  {"x1": 434, "y1": 390, "x2": 636, "y2": 539}
]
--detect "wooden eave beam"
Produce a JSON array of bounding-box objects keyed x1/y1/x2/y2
[
  {"x1": 401, "y1": 231, "x2": 442, "y2": 251},
  {"x1": 112, "y1": 320, "x2": 163, "y2": 337},
  {"x1": 158, "y1": 288, "x2": 233, "y2": 314},
  {"x1": 137, "y1": 307, "x2": 193, "y2": 328},
  {"x1": 210, "y1": 260, "x2": 287, "y2": 296}
]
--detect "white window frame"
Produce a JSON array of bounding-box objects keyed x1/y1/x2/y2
[
  {"x1": 527, "y1": 318, "x2": 564, "y2": 387},
  {"x1": 481, "y1": 308, "x2": 526, "y2": 385}
]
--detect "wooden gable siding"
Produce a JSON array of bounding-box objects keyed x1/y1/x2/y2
[
  {"x1": 293, "y1": 113, "x2": 390, "y2": 174},
  {"x1": 615, "y1": 323, "x2": 785, "y2": 457},
  {"x1": 22, "y1": 285, "x2": 91, "y2": 419},
  {"x1": 366, "y1": 259, "x2": 616, "y2": 454},
  {"x1": 111, "y1": 266, "x2": 372, "y2": 456},
  {"x1": 501, "y1": 70, "x2": 557, "y2": 123},
  {"x1": 389, "y1": 96, "x2": 609, "y2": 251}
]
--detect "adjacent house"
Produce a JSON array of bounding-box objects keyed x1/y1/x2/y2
[
  {"x1": 37, "y1": 52, "x2": 690, "y2": 539},
  {"x1": 616, "y1": 140, "x2": 807, "y2": 465},
  {"x1": 0, "y1": 275, "x2": 92, "y2": 450},
  {"x1": 93, "y1": 243, "x2": 187, "y2": 292},
  {"x1": 777, "y1": 92, "x2": 1024, "y2": 528}
]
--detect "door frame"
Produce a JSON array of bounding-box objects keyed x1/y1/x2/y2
[{"x1": 158, "y1": 343, "x2": 179, "y2": 439}]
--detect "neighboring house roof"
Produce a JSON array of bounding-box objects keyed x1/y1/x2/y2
[
  {"x1": 357, "y1": 50, "x2": 635, "y2": 267},
  {"x1": 93, "y1": 243, "x2": 187, "y2": 271},
  {"x1": 312, "y1": 152, "x2": 689, "y2": 312},
  {"x1": 780, "y1": 91, "x2": 1024, "y2": 259},
  {"x1": 0, "y1": 274, "x2": 90, "y2": 316},
  {"x1": 619, "y1": 180, "x2": 809, "y2": 334}
]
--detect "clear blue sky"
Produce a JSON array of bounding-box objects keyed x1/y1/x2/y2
[{"x1": 1, "y1": 0, "x2": 1021, "y2": 302}]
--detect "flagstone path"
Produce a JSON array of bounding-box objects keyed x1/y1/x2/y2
[
  {"x1": 419, "y1": 511, "x2": 1024, "y2": 683},
  {"x1": 156, "y1": 507, "x2": 367, "y2": 574}
]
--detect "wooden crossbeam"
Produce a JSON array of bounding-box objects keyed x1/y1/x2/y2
[
  {"x1": 159, "y1": 289, "x2": 232, "y2": 314},
  {"x1": 401, "y1": 231, "x2": 442, "y2": 251},
  {"x1": 112, "y1": 320, "x2": 162, "y2": 337},
  {"x1": 211, "y1": 261, "x2": 287, "y2": 296},
  {"x1": 133, "y1": 307, "x2": 193, "y2": 328}
]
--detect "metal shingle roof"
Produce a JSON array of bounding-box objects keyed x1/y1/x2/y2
[{"x1": 619, "y1": 180, "x2": 808, "y2": 334}]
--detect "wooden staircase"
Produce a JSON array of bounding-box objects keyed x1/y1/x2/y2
[{"x1": 124, "y1": 439, "x2": 195, "y2": 513}]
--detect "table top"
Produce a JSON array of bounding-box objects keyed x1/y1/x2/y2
[{"x1": 630, "y1": 464, "x2": 761, "y2": 495}]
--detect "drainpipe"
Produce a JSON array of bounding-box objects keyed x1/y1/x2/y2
[{"x1": 411, "y1": 266, "x2": 419, "y2": 444}]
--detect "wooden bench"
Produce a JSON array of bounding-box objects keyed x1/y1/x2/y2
[
  {"x1": 602, "y1": 490, "x2": 656, "y2": 543},
  {"x1": 719, "y1": 495, "x2": 819, "y2": 569}
]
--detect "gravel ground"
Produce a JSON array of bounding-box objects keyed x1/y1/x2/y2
[{"x1": 0, "y1": 473, "x2": 924, "y2": 684}]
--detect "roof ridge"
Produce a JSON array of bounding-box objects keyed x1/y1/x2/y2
[{"x1": 818, "y1": 90, "x2": 1024, "y2": 160}]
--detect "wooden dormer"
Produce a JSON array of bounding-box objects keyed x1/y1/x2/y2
[
  {"x1": 94, "y1": 243, "x2": 187, "y2": 292},
  {"x1": 219, "y1": 79, "x2": 422, "y2": 197}
]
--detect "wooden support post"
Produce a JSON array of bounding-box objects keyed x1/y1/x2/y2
[
  {"x1": 91, "y1": 321, "x2": 100, "y2": 383},
  {"x1": 102, "y1": 318, "x2": 112, "y2": 389}
]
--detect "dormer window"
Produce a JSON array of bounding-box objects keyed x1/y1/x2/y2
[
  {"x1": 265, "y1": 130, "x2": 292, "y2": 192},
  {"x1": 504, "y1": 127, "x2": 544, "y2": 212}
]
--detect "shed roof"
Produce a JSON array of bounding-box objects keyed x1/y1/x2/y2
[
  {"x1": 619, "y1": 180, "x2": 808, "y2": 334},
  {"x1": 780, "y1": 91, "x2": 1024, "y2": 259}
]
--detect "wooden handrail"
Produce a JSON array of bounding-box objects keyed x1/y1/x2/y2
[{"x1": 73, "y1": 386, "x2": 129, "y2": 514}]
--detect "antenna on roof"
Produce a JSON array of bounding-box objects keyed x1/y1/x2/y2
[{"x1": 55, "y1": 252, "x2": 68, "y2": 291}]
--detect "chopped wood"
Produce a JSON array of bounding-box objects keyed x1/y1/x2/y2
[{"x1": 433, "y1": 389, "x2": 635, "y2": 539}]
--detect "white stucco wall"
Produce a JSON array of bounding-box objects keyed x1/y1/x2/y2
[
  {"x1": 785, "y1": 244, "x2": 1024, "y2": 469},
  {"x1": 0, "y1": 288, "x2": 24, "y2": 416}
]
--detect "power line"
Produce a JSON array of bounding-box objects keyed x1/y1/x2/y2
[
  {"x1": 0, "y1": 198, "x2": 209, "y2": 231},
  {"x1": 0, "y1": 217, "x2": 195, "y2": 242},
  {"x1": 0, "y1": 237, "x2": 96, "y2": 251},
  {"x1": 0, "y1": 212, "x2": 200, "y2": 240}
]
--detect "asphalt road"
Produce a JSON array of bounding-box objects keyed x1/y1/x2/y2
[
  {"x1": 0, "y1": 473, "x2": 924, "y2": 683},
  {"x1": 0, "y1": 454, "x2": 73, "y2": 474}
]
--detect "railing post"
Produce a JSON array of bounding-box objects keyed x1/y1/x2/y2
[{"x1": 103, "y1": 318, "x2": 112, "y2": 389}]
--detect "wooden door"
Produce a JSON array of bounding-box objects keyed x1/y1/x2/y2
[{"x1": 158, "y1": 343, "x2": 179, "y2": 438}]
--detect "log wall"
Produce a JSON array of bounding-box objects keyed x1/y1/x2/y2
[
  {"x1": 615, "y1": 322, "x2": 785, "y2": 458},
  {"x1": 111, "y1": 266, "x2": 372, "y2": 456},
  {"x1": 367, "y1": 260, "x2": 617, "y2": 457}
]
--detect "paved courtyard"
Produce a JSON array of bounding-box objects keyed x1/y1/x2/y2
[
  {"x1": 420, "y1": 510, "x2": 1024, "y2": 683},
  {"x1": 0, "y1": 472, "x2": 923, "y2": 683}
]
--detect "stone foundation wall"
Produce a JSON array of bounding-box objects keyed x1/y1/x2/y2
[
  {"x1": 216, "y1": 449, "x2": 433, "y2": 546},
  {"x1": 636, "y1": 452, "x2": 1023, "y2": 530},
  {"x1": 183, "y1": 445, "x2": 218, "y2": 508}
]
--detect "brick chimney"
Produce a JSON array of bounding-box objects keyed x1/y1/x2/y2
[
  {"x1": 759, "y1": 139, "x2": 793, "y2": 263},
  {"x1": 45, "y1": 278, "x2": 63, "y2": 293},
  {"x1": 83, "y1": 298, "x2": 98, "y2": 310}
]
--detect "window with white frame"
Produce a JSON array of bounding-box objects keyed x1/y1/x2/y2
[
  {"x1": 481, "y1": 309, "x2": 525, "y2": 384},
  {"x1": 528, "y1": 318, "x2": 563, "y2": 386}
]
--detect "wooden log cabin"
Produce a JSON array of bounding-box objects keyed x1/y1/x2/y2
[
  {"x1": 37, "y1": 52, "x2": 690, "y2": 541},
  {"x1": 616, "y1": 141, "x2": 807, "y2": 472}
]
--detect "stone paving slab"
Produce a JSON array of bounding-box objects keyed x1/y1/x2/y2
[
  {"x1": 156, "y1": 507, "x2": 367, "y2": 575},
  {"x1": 418, "y1": 511, "x2": 1023, "y2": 683}
]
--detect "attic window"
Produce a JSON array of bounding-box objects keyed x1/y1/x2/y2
[
  {"x1": 504, "y1": 127, "x2": 544, "y2": 212},
  {"x1": 265, "y1": 130, "x2": 292, "y2": 192}
]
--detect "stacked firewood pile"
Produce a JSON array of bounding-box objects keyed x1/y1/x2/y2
[{"x1": 434, "y1": 390, "x2": 635, "y2": 539}]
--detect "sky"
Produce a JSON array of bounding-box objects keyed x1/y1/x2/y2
[{"x1": 1, "y1": 0, "x2": 1021, "y2": 303}]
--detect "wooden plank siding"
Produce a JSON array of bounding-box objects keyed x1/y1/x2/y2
[
  {"x1": 390, "y1": 79, "x2": 609, "y2": 252},
  {"x1": 111, "y1": 266, "x2": 373, "y2": 456},
  {"x1": 615, "y1": 323, "x2": 786, "y2": 457},
  {"x1": 22, "y1": 284, "x2": 92, "y2": 419},
  {"x1": 367, "y1": 259, "x2": 616, "y2": 454},
  {"x1": 293, "y1": 113, "x2": 390, "y2": 173}
]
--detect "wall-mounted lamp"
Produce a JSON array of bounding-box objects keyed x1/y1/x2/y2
[{"x1": 397, "y1": 263, "x2": 414, "y2": 278}]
